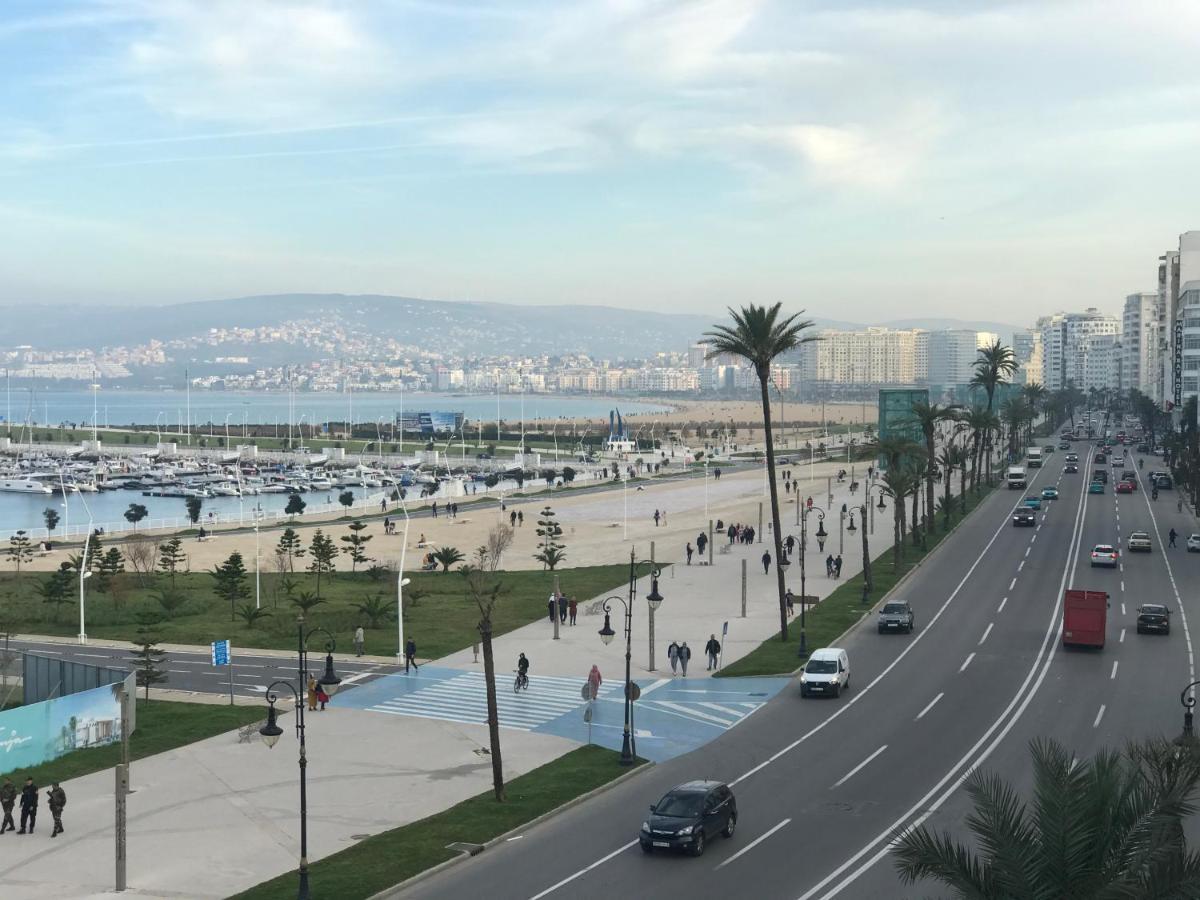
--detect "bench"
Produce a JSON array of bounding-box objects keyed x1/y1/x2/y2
[{"x1": 238, "y1": 719, "x2": 268, "y2": 743}]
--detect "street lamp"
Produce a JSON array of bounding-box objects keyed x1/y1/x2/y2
[
  {"x1": 861, "y1": 484, "x2": 888, "y2": 604},
  {"x1": 796, "y1": 505, "x2": 827, "y2": 659},
  {"x1": 1180, "y1": 680, "x2": 1200, "y2": 741},
  {"x1": 597, "y1": 550, "x2": 663, "y2": 766},
  {"x1": 258, "y1": 616, "x2": 342, "y2": 900}
]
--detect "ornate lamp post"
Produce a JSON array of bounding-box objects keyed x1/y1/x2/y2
[
  {"x1": 1180, "y1": 680, "x2": 1200, "y2": 741},
  {"x1": 598, "y1": 549, "x2": 663, "y2": 765},
  {"x1": 859, "y1": 485, "x2": 888, "y2": 604},
  {"x1": 795, "y1": 505, "x2": 827, "y2": 659},
  {"x1": 258, "y1": 616, "x2": 342, "y2": 900}
]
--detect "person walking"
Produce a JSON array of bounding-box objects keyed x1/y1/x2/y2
[
  {"x1": 807, "y1": 496, "x2": 813, "y2": 510},
  {"x1": 697, "y1": 531, "x2": 708, "y2": 559},
  {"x1": 17, "y1": 778, "x2": 36, "y2": 834},
  {"x1": 568, "y1": 596, "x2": 578, "y2": 625},
  {"x1": 316, "y1": 684, "x2": 329, "y2": 710},
  {"x1": 558, "y1": 592, "x2": 568, "y2": 624},
  {"x1": 705, "y1": 634, "x2": 721, "y2": 671},
  {"x1": 511, "y1": 510, "x2": 518, "y2": 528},
  {"x1": 404, "y1": 637, "x2": 418, "y2": 674},
  {"x1": 678, "y1": 642, "x2": 692, "y2": 676},
  {"x1": 761, "y1": 550, "x2": 771, "y2": 574},
  {"x1": 834, "y1": 554, "x2": 843, "y2": 578},
  {"x1": 517, "y1": 511, "x2": 524, "y2": 526},
  {"x1": 353, "y1": 624, "x2": 365, "y2": 657},
  {"x1": 653, "y1": 509, "x2": 660, "y2": 527},
  {"x1": 826, "y1": 554, "x2": 835, "y2": 578},
  {"x1": 785, "y1": 534, "x2": 795, "y2": 556},
  {"x1": 0, "y1": 778, "x2": 15, "y2": 834},
  {"x1": 548, "y1": 592, "x2": 557, "y2": 623},
  {"x1": 667, "y1": 640, "x2": 680, "y2": 675},
  {"x1": 686, "y1": 542, "x2": 694, "y2": 565},
  {"x1": 431, "y1": 501, "x2": 438, "y2": 518},
  {"x1": 1169, "y1": 528, "x2": 1178, "y2": 548},
  {"x1": 47, "y1": 783, "x2": 66, "y2": 837},
  {"x1": 785, "y1": 589, "x2": 795, "y2": 616},
  {"x1": 307, "y1": 675, "x2": 318, "y2": 711}
]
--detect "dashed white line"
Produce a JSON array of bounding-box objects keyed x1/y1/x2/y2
[
  {"x1": 1093, "y1": 704, "x2": 1106, "y2": 728},
  {"x1": 1018, "y1": 560, "x2": 1025, "y2": 572},
  {"x1": 716, "y1": 818, "x2": 791, "y2": 869},
  {"x1": 1120, "y1": 628, "x2": 1127, "y2": 643},
  {"x1": 1024, "y1": 546, "x2": 1031, "y2": 557},
  {"x1": 1121, "y1": 603, "x2": 1126, "y2": 616},
  {"x1": 1030, "y1": 533, "x2": 1037, "y2": 543},
  {"x1": 960, "y1": 652, "x2": 976, "y2": 672},
  {"x1": 1120, "y1": 581, "x2": 1125, "y2": 592},
  {"x1": 1110, "y1": 661, "x2": 1119, "y2": 680},
  {"x1": 997, "y1": 597, "x2": 1008, "y2": 613},
  {"x1": 1009, "y1": 577, "x2": 1017, "y2": 590},
  {"x1": 915, "y1": 693, "x2": 944, "y2": 721},
  {"x1": 833, "y1": 745, "x2": 888, "y2": 788},
  {"x1": 979, "y1": 623, "x2": 993, "y2": 645}
]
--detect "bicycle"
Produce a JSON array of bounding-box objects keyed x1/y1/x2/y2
[{"x1": 513, "y1": 670, "x2": 529, "y2": 693}]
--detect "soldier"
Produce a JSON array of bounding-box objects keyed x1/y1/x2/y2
[
  {"x1": 0, "y1": 777, "x2": 15, "y2": 833},
  {"x1": 47, "y1": 783, "x2": 66, "y2": 837},
  {"x1": 17, "y1": 777, "x2": 36, "y2": 834}
]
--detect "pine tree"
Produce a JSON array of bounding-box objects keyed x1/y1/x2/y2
[
  {"x1": 123, "y1": 503, "x2": 148, "y2": 531},
  {"x1": 128, "y1": 615, "x2": 168, "y2": 700},
  {"x1": 211, "y1": 551, "x2": 251, "y2": 621},
  {"x1": 533, "y1": 506, "x2": 567, "y2": 570},
  {"x1": 340, "y1": 520, "x2": 373, "y2": 572},
  {"x1": 7, "y1": 531, "x2": 33, "y2": 573},
  {"x1": 285, "y1": 494, "x2": 306, "y2": 518},
  {"x1": 307, "y1": 530, "x2": 337, "y2": 597},
  {"x1": 35, "y1": 569, "x2": 73, "y2": 621},
  {"x1": 83, "y1": 532, "x2": 103, "y2": 571},
  {"x1": 276, "y1": 528, "x2": 305, "y2": 573},
  {"x1": 42, "y1": 508, "x2": 60, "y2": 537},
  {"x1": 96, "y1": 546, "x2": 124, "y2": 596},
  {"x1": 157, "y1": 536, "x2": 186, "y2": 586}
]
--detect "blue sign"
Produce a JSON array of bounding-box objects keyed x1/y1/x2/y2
[
  {"x1": 0, "y1": 683, "x2": 123, "y2": 772},
  {"x1": 211, "y1": 640, "x2": 230, "y2": 667}
]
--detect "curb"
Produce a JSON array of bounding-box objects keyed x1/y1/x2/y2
[
  {"x1": 8, "y1": 632, "x2": 400, "y2": 665},
  {"x1": 367, "y1": 760, "x2": 654, "y2": 899}
]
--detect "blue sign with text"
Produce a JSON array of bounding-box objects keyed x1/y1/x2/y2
[{"x1": 211, "y1": 640, "x2": 230, "y2": 667}]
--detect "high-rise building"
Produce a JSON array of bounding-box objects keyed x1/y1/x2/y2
[
  {"x1": 1159, "y1": 231, "x2": 1200, "y2": 413},
  {"x1": 925, "y1": 330, "x2": 999, "y2": 387},
  {"x1": 1120, "y1": 292, "x2": 1158, "y2": 394},
  {"x1": 797, "y1": 328, "x2": 923, "y2": 389},
  {"x1": 1037, "y1": 309, "x2": 1120, "y2": 391},
  {"x1": 1012, "y1": 329, "x2": 1042, "y2": 385},
  {"x1": 687, "y1": 342, "x2": 711, "y2": 369}
]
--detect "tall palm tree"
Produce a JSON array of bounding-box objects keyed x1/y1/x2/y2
[
  {"x1": 909, "y1": 401, "x2": 960, "y2": 535},
  {"x1": 1022, "y1": 382, "x2": 1047, "y2": 446},
  {"x1": 970, "y1": 341, "x2": 1019, "y2": 485},
  {"x1": 705, "y1": 303, "x2": 817, "y2": 641},
  {"x1": 936, "y1": 445, "x2": 957, "y2": 527},
  {"x1": 881, "y1": 467, "x2": 915, "y2": 570},
  {"x1": 894, "y1": 737, "x2": 1200, "y2": 898},
  {"x1": 962, "y1": 407, "x2": 994, "y2": 490}
]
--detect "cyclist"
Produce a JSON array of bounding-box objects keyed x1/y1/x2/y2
[
  {"x1": 1152, "y1": 487, "x2": 1159, "y2": 501},
  {"x1": 516, "y1": 652, "x2": 530, "y2": 689},
  {"x1": 1169, "y1": 528, "x2": 1178, "y2": 548}
]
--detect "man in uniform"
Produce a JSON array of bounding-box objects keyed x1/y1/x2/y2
[
  {"x1": 18, "y1": 777, "x2": 37, "y2": 834},
  {"x1": 48, "y1": 783, "x2": 66, "y2": 837},
  {"x1": 0, "y1": 777, "x2": 15, "y2": 833}
]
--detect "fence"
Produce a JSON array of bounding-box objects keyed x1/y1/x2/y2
[{"x1": 23, "y1": 651, "x2": 127, "y2": 706}]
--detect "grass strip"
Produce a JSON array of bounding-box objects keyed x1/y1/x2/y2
[
  {"x1": 230, "y1": 744, "x2": 642, "y2": 900},
  {"x1": 1, "y1": 699, "x2": 263, "y2": 785},
  {"x1": 718, "y1": 483, "x2": 999, "y2": 677}
]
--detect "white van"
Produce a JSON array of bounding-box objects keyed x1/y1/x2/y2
[
  {"x1": 1027, "y1": 447, "x2": 1043, "y2": 468},
  {"x1": 800, "y1": 648, "x2": 850, "y2": 698}
]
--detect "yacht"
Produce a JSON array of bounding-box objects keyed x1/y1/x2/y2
[{"x1": 0, "y1": 477, "x2": 54, "y2": 494}]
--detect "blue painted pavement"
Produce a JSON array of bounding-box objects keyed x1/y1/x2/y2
[{"x1": 336, "y1": 666, "x2": 790, "y2": 762}]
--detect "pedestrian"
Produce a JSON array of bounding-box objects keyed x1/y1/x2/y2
[
  {"x1": 1170, "y1": 528, "x2": 1178, "y2": 547},
  {"x1": 705, "y1": 634, "x2": 721, "y2": 670},
  {"x1": 383, "y1": 516, "x2": 390, "y2": 535},
  {"x1": 511, "y1": 510, "x2": 517, "y2": 527},
  {"x1": 380, "y1": 498, "x2": 387, "y2": 512},
  {"x1": 307, "y1": 675, "x2": 318, "y2": 711},
  {"x1": 452, "y1": 502, "x2": 459, "y2": 518},
  {"x1": 558, "y1": 592, "x2": 568, "y2": 624},
  {"x1": 835, "y1": 554, "x2": 843, "y2": 578},
  {"x1": 548, "y1": 592, "x2": 557, "y2": 623},
  {"x1": 667, "y1": 640, "x2": 680, "y2": 674},
  {"x1": 653, "y1": 509, "x2": 660, "y2": 527},
  {"x1": 518, "y1": 511, "x2": 524, "y2": 526},
  {"x1": 0, "y1": 778, "x2": 14, "y2": 834},
  {"x1": 316, "y1": 685, "x2": 329, "y2": 710},
  {"x1": 431, "y1": 501, "x2": 438, "y2": 518},
  {"x1": 697, "y1": 532, "x2": 708, "y2": 558},
  {"x1": 662, "y1": 509, "x2": 667, "y2": 524},
  {"x1": 727, "y1": 523, "x2": 736, "y2": 544},
  {"x1": 353, "y1": 624, "x2": 365, "y2": 657},
  {"x1": 785, "y1": 535, "x2": 795, "y2": 556},
  {"x1": 47, "y1": 783, "x2": 65, "y2": 837},
  {"x1": 686, "y1": 542, "x2": 694, "y2": 565},
  {"x1": 405, "y1": 637, "x2": 418, "y2": 673},
  {"x1": 17, "y1": 778, "x2": 36, "y2": 834},
  {"x1": 568, "y1": 596, "x2": 577, "y2": 625},
  {"x1": 678, "y1": 641, "x2": 691, "y2": 676},
  {"x1": 785, "y1": 589, "x2": 795, "y2": 616},
  {"x1": 807, "y1": 496, "x2": 813, "y2": 510},
  {"x1": 826, "y1": 554, "x2": 834, "y2": 578},
  {"x1": 761, "y1": 550, "x2": 771, "y2": 574}
]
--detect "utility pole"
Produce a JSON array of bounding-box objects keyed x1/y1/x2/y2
[{"x1": 741, "y1": 558, "x2": 747, "y2": 618}]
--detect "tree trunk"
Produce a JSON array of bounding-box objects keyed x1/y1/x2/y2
[
  {"x1": 925, "y1": 431, "x2": 937, "y2": 535},
  {"x1": 861, "y1": 504, "x2": 872, "y2": 593},
  {"x1": 479, "y1": 619, "x2": 506, "y2": 801},
  {"x1": 910, "y1": 488, "x2": 920, "y2": 547},
  {"x1": 943, "y1": 463, "x2": 953, "y2": 528},
  {"x1": 757, "y1": 373, "x2": 789, "y2": 642},
  {"x1": 960, "y1": 459, "x2": 968, "y2": 514},
  {"x1": 892, "y1": 503, "x2": 902, "y2": 571}
]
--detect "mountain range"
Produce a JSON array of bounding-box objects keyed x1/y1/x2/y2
[{"x1": 1, "y1": 294, "x2": 1023, "y2": 358}]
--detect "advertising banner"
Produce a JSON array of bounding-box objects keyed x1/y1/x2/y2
[{"x1": 0, "y1": 682, "x2": 123, "y2": 773}]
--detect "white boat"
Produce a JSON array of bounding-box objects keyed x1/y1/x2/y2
[{"x1": 0, "y1": 477, "x2": 53, "y2": 494}]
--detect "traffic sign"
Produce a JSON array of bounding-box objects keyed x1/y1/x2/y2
[
  {"x1": 580, "y1": 683, "x2": 592, "y2": 701},
  {"x1": 211, "y1": 640, "x2": 230, "y2": 667}
]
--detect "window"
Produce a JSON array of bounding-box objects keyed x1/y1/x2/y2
[
  {"x1": 1183, "y1": 377, "x2": 1199, "y2": 393},
  {"x1": 1185, "y1": 336, "x2": 1200, "y2": 350}
]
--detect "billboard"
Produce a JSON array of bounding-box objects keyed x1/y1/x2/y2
[
  {"x1": 395, "y1": 411, "x2": 465, "y2": 434},
  {"x1": 0, "y1": 682, "x2": 123, "y2": 773}
]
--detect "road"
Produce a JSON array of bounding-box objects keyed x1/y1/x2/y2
[
  {"x1": 398, "y1": 443, "x2": 1200, "y2": 900},
  {"x1": 8, "y1": 636, "x2": 402, "y2": 699}
]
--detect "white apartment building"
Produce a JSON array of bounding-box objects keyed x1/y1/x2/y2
[
  {"x1": 1036, "y1": 309, "x2": 1121, "y2": 391},
  {"x1": 925, "y1": 330, "x2": 999, "y2": 386},
  {"x1": 798, "y1": 328, "x2": 923, "y2": 386},
  {"x1": 1158, "y1": 231, "x2": 1200, "y2": 413},
  {"x1": 1012, "y1": 329, "x2": 1042, "y2": 386},
  {"x1": 1120, "y1": 292, "x2": 1158, "y2": 394}
]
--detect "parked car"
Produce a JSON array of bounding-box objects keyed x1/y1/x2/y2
[
  {"x1": 1090, "y1": 544, "x2": 1119, "y2": 567},
  {"x1": 1187, "y1": 534, "x2": 1200, "y2": 552},
  {"x1": 1126, "y1": 531, "x2": 1152, "y2": 552},
  {"x1": 1041, "y1": 487, "x2": 1059, "y2": 500},
  {"x1": 640, "y1": 781, "x2": 737, "y2": 856},
  {"x1": 1089, "y1": 481, "x2": 1105, "y2": 494},
  {"x1": 1013, "y1": 508, "x2": 1037, "y2": 527},
  {"x1": 800, "y1": 648, "x2": 850, "y2": 698},
  {"x1": 1115, "y1": 481, "x2": 1133, "y2": 494},
  {"x1": 1064, "y1": 463, "x2": 1079, "y2": 474},
  {"x1": 1136, "y1": 604, "x2": 1171, "y2": 635},
  {"x1": 877, "y1": 601, "x2": 915, "y2": 634}
]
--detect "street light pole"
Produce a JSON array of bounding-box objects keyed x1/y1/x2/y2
[{"x1": 797, "y1": 506, "x2": 827, "y2": 659}]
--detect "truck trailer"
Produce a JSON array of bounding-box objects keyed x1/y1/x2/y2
[{"x1": 1063, "y1": 589, "x2": 1108, "y2": 648}]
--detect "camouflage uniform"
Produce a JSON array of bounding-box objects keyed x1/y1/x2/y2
[
  {"x1": 0, "y1": 780, "x2": 15, "y2": 833},
  {"x1": 48, "y1": 785, "x2": 66, "y2": 837}
]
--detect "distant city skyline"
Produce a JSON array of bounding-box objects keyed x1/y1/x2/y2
[{"x1": 3, "y1": 1, "x2": 1199, "y2": 321}]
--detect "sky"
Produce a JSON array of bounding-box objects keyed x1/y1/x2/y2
[{"x1": 2, "y1": 0, "x2": 1200, "y2": 323}]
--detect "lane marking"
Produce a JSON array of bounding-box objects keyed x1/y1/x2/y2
[
  {"x1": 715, "y1": 818, "x2": 791, "y2": 870},
  {"x1": 997, "y1": 597, "x2": 1008, "y2": 613},
  {"x1": 1009, "y1": 577, "x2": 1017, "y2": 590},
  {"x1": 959, "y1": 652, "x2": 975, "y2": 672},
  {"x1": 1025, "y1": 546, "x2": 1031, "y2": 558},
  {"x1": 833, "y1": 745, "x2": 888, "y2": 788},
  {"x1": 1121, "y1": 603, "x2": 1126, "y2": 616},
  {"x1": 915, "y1": 693, "x2": 943, "y2": 721},
  {"x1": 528, "y1": 841, "x2": 639, "y2": 900},
  {"x1": 1120, "y1": 628, "x2": 1126, "y2": 643},
  {"x1": 1018, "y1": 560, "x2": 1025, "y2": 572},
  {"x1": 1120, "y1": 581, "x2": 1125, "y2": 592},
  {"x1": 1093, "y1": 704, "x2": 1106, "y2": 728},
  {"x1": 1110, "y1": 661, "x2": 1119, "y2": 680},
  {"x1": 979, "y1": 623, "x2": 993, "y2": 645}
]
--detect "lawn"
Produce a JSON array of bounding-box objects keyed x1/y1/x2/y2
[
  {"x1": 718, "y1": 482, "x2": 999, "y2": 677},
  {"x1": 230, "y1": 744, "x2": 642, "y2": 900},
  {"x1": 0, "y1": 564, "x2": 633, "y2": 659},
  {"x1": 0, "y1": 700, "x2": 263, "y2": 785}
]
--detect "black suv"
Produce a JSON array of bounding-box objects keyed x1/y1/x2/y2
[
  {"x1": 641, "y1": 781, "x2": 737, "y2": 856},
  {"x1": 1136, "y1": 604, "x2": 1171, "y2": 635},
  {"x1": 1013, "y1": 508, "x2": 1036, "y2": 527}
]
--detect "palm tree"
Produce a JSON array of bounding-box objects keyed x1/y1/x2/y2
[
  {"x1": 1022, "y1": 382, "x2": 1047, "y2": 445},
  {"x1": 909, "y1": 401, "x2": 959, "y2": 535},
  {"x1": 936, "y1": 445, "x2": 957, "y2": 527},
  {"x1": 705, "y1": 303, "x2": 818, "y2": 641},
  {"x1": 970, "y1": 340, "x2": 1019, "y2": 484},
  {"x1": 881, "y1": 467, "x2": 916, "y2": 570},
  {"x1": 432, "y1": 546, "x2": 465, "y2": 573},
  {"x1": 894, "y1": 737, "x2": 1200, "y2": 898}
]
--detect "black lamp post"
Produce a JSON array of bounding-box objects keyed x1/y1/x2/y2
[
  {"x1": 259, "y1": 615, "x2": 342, "y2": 900},
  {"x1": 598, "y1": 549, "x2": 662, "y2": 765},
  {"x1": 860, "y1": 485, "x2": 887, "y2": 604},
  {"x1": 1180, "y1": 680, "x2": 1200, "y2": 741},
  {"x1": 796, "y1": 505, "x2": 827, "y2": 659}
]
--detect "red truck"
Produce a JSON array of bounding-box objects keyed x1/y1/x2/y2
[{"x1": 1063, "y1": 589, "x2": 1108, "y2": 648}]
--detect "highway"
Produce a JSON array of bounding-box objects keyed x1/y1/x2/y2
[{"x1": 398, "y1": 442, "x2": 1200, "y2": 900}]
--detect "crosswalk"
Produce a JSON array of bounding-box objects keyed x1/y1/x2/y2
[
  {"x1": 366, "y1": 671, "x2": 622, "y2": 732},
  {"x1": 640, "y1": 697, "x2": 766, "y2": 729}
]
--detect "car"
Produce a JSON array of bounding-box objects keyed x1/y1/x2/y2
[
  {"x1": 1058, "y1": 441, "x2": 1070, "y2": 450},
  {"x1": 1188, "y1": 534, "x2": 1200, "y2": 552},
  {"x1": 1120, "y1": 471, "x2": 1136, "y2": 482},
  {"x1": 1096, "y1": 452, "x2": 1107, "y2": 463},
  {"x1": 1043, "y1": 445, "x2": 1055, "y2": 455},
  {"x1": 1136, "y1": 443, "x2": 1149, "y2": 453},
  {"x1": 1013, "y1": 508, "x2": 1037, "y2": 527},
  {"x1": 1065, "y1": 453, "x2": 1079, "y2": 462},
  {"x1": 640, "y1": 781, "x2": 737, "y2": 856},
  {"x1": 1155, "y1": 474, "x2": 1174, "y2": 490},
  {"x1": 877, "y1": 600, "x2": 915, "y2": 633},
  {"x1": 1127, "y1": 531, "x2": 1152, "y2": 552},
  {"x1": 1064, "y1": 463, "x2": 1079, "y2": 474},
  {"x1": 1023, "y1": 496, "x2": 1042, "y2": 510},
  {"x1": 1041, "y1": 487, "x2": 1059, "y2": 500},
  {"x1": 1089, "y1": 481, "x2": 1105, "y2": 494},
  {"x1": 1115, "y1": 481, "x2": 1133, "y2": 494},
  {"x1": 800, "y1": 647, "x2": 850, "y2": 698},
  {"x1": 1092, "y1": 469, "x2": 1108, "y2": 484},
  {"x1": 777, "y1": 457, "x2": 793, "y2": 465},
  {"x1": 1136, "y1": 604, "x2": 1171, "y2": 635},
  {"x1": 1090, "y1": 544, "x2": 1119, "y2": 567}
]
